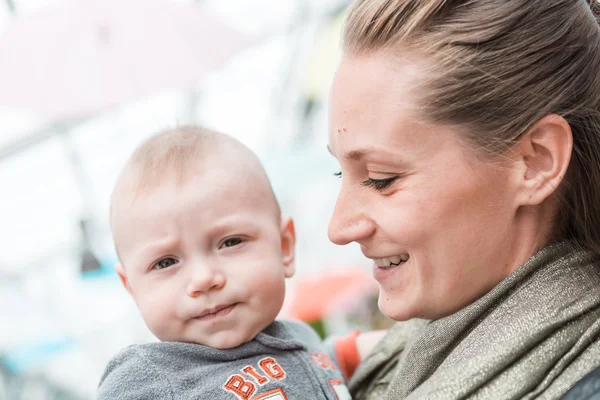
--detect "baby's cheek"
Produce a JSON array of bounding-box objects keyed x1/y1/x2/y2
[{"x1": 138, "y1": 297, "x2": 172, "y2": 336}]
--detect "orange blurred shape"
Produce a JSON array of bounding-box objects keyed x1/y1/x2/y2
[{"x1": 285, "y1": 269, "x2": 378, "y2": 322}]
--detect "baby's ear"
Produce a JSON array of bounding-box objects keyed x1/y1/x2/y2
[
  {"x1": 114, "y1": 262, "x2": 133, "y2": 295},
  {"x1": 280, "y1": 216, "x2": 296, "y2": 278}
]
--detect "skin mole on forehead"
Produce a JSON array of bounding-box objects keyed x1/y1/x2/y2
[{"x1": 336, "y1": 110, "x2": 349, "y2": 134}]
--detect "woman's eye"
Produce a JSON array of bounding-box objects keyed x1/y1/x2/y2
[
  {"x1": 362, "y1": 176, "x2": 399, "y2": 191},
  {"x1": 153, "y1": 257, "x2": 178, "y2": 270},
  {"x1": 220, "y1": 237, "x2": 243, "y2": 249},
  {"x1": 333, "y1": 171, "x2": 342, "y2": 178}
]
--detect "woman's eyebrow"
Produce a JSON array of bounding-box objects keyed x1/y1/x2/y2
[
  {"x1": 327, "y1": 145, "x2": 335, "y2": 157},
  {"x1": 327, "y1": 144, "x2": 367, "y2": 161}
]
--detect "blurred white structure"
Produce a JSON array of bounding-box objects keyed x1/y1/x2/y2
[
  {"x1": 0, "y1": 0, "x2": 253, "y2": 121},
  {"x1": 0, "y1": 0, "x2": 370, "y2": 398}
]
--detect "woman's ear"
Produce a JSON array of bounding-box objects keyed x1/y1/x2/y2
[
  {"x1": 513, "y1": 114, "x2": 573, "y2": 207},
  {"x1": 280, "y1": 216, "x2": 296, "y2": 278},
  {"x1": 114, "y1": 262, "x2": 133, "y2": 295}
]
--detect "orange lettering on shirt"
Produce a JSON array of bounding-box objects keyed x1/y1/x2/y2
[
  {"x1": 223, "y1": 374, "x2": 257, "y2": 400},
  {"x1": 259, "y1": 357, "x2": 286, "y2": 380},
  {"x1": 312, "y1": 352, "x2": 337, "y2": 370},
  {"x1": 242, "y1": 365, "x2": 269, "y2": 385}
]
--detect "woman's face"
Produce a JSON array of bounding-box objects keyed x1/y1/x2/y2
[{"x1": 328, "y1": 53, "x2": 533, "y2": 320}]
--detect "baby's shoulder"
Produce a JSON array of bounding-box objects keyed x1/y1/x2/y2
[
  {"x1": 97, "y1": 343, "x2": 181, "y2": 400},
  {"x1": 278, "y1": 319, "x2": 323, "y2": 349},
  {"x1": 98, "y1": 342, "x2": 224, "y2": 399},
  {"x1": 108, "y1": 341, "x2": 193, "y2": 364}
]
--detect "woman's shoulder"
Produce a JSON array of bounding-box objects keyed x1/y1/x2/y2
[{"x1": 349, "y1": 319, "x2": 429, "y2": 399}]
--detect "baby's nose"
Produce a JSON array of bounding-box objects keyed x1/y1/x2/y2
[{"x1": 186, "y1": 265, "x2": 226, "y2": 296}]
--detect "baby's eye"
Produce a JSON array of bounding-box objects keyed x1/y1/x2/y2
[
  {"x1": 153, "y1": 257, "x2": 178, "y2": 270},
  {"x1": 220, "y1": 237, "x2": 243, "y2": 249}
]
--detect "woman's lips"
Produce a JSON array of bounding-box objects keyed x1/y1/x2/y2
[{"x1": 372, "y1": 260, "x2": 406, "y2": 282}]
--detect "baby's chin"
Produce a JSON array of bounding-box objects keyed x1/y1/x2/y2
[
  {"x1": 190, "y1": 331, "x2": 256, "y2": 349},
  {"x1": 153, "y1": 319, "x2": 271, "y2": 349},
  {"x1": 158, "y1": 328, "x2": 259, "y2": 349}
]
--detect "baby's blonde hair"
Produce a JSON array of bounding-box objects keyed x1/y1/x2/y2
[{"x1": 110, "y1": 126, "x2": 281, "y2": 240}]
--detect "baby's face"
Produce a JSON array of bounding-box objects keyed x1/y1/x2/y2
[{"x1": 112, "y1": 168, "x2": 294, "y2": 349}]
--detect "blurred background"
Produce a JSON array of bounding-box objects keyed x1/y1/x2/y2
[{"x1": 0, "y1": 0, "x2": 392, "y2": 398}]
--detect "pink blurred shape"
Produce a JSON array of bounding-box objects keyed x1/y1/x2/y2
[{"x1": 0, "y1": 0, "x2": 253, "y2": 120}]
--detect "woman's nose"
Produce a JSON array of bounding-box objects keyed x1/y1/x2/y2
[
  {"x1": 186, "y1": 263, "x2": 226, "y2": 297},
  {"x1": 328, "y1": 187, "x2": 376, "y2": 246}
]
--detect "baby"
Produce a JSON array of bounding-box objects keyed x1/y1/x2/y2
[{"x1": 97, "y1": 126, "x2": 353, "y2": 400}]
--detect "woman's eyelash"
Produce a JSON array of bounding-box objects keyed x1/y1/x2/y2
[
  {"x1": 362, "y1": 176, "x2": 399, "y2": 191},
  {"x1": 333, "y1": 171, "x2": 399, "y2": 190}
]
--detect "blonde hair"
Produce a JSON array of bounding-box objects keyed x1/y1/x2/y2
[
  {"x1": 124, "y1": 126, "x2": 232, "y2": 190},
  {"x1": 343, "y1": 0, "x2": 600, "y2": 254},
  {"x1": 110, "y1": 126, "x2": 280, "y2": 232}
]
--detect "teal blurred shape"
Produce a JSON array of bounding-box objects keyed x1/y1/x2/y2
[
  {"x1": 1, "y1": 337, "x2": 76, "y2": 373},
  {"x1": 80, "y1": 257, "x2": 118, "y2": 280}
]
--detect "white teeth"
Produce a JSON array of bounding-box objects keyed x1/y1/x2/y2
[
  {"x1": 389, "y1": 256, "x2": 402, "y2": 265},
  {"x1": 373, "y1": 255, "x2": 409, "y2": 268},
  {"x1": 374, "y1": 258, "x2": 389, "y2": 267}
]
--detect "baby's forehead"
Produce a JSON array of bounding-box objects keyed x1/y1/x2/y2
[
  {"x1": 111, "y1": 133, "x2": 280, "y2": 224},
  {"x1": 111, "y1": 171, "x2": 280, "y2": 249},
  {"x1": 113, "y1": 160, "x2": 278, "y2": 217}
]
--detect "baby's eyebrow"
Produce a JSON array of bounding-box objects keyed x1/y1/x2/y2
[{"x1": 135, "y1": 239, "x2": 179, "y2": 261}]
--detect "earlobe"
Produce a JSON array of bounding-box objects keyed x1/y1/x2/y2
[
  {"x1": 280, "y1": 216, "x2": 296, "y2": 278},
  {"x1": 515, "y1": 114, "x2": 573, "y2": 206},
  {"x1": 114, "y1": 262, "x2": 133, "y2": 295}
]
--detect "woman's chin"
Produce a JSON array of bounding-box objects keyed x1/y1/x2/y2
[{"x1": 377, "y1": 291, "x2": 419, "y2": 321}]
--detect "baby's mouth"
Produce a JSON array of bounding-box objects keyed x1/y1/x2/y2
[{"x1": 195, "y1": 303, "x2": 239, "y2": 320}]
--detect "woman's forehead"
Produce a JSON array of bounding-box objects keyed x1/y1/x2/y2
[
  {"x1": 328, "y1": 106, "x2": 435, "y2": 164},
  {"x1": 330, "y1": 57, "x2": 429, "y2": 134},
  {"x1": 331, "y1": 53, "x2": 425, "y2": 104}
]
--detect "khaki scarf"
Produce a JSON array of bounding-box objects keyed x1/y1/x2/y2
[{"x1": 350, "y1": 243, "x2": 600, "y2": 400}]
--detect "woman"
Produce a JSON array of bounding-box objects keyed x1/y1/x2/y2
[{"x1": 327, "y1": 0, "x2": 600, "y2": 399}]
